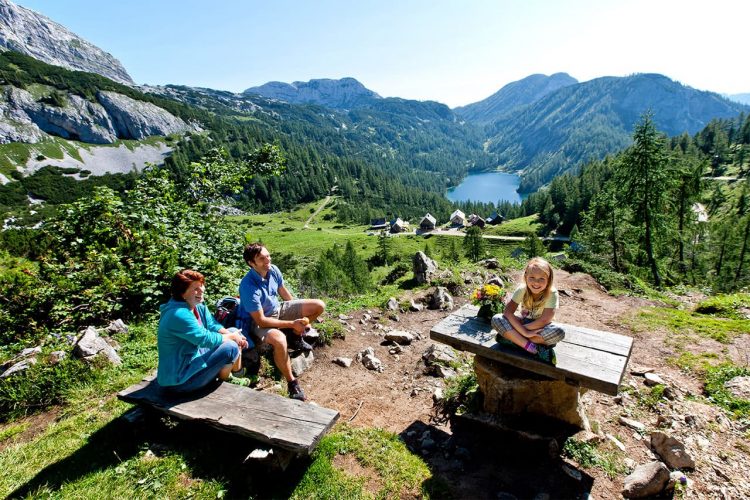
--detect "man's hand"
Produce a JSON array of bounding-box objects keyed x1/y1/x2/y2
[{"x1": 291, "y1": 318, "x2": 308, "y2": 334}]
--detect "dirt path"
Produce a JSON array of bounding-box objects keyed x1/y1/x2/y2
[{"x1": 304, "y1": 195, "x2": 331, "y2": 228}]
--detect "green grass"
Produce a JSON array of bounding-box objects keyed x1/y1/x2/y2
[
  {"x1": 0, "y1": 142, "x2": 31, "y2": 176},
  {"x1": 626, "y1": 306, "x2": 750, "y2": 343},
  {"x1": 295, "y1": 425, "x2": 434, "y2": 499},
  {"x1": 484, "y1": 214, "x2": 543, "y2": 237},
  {"x1": 0, "y1": 422, "x2": 28, "y2": 443},
  {"x1": 562, "y1": 437, "x2": 628, "y2": 479},
  {"x1": 668, "y1": 351, "x2": 722, "y2": 374}
]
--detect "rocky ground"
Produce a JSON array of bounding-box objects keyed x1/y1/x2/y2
[{"x1": 262, "y1": 269, "x2": 750, "y2": 499}]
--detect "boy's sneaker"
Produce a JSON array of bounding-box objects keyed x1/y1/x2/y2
[
  {"x1": 536, "y1": 345, "x2": 557, "y2": 365},
  {"x1": 288, "y1": 379, "x2": 306, "y2": 401}
]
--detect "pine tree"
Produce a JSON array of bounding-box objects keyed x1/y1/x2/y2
[
  {"x1": 616, "y1": 114, "x2": 672, "y2": 287},
  {"x1": 377, "y1": 230, "x2": 392, "y2": 266},
  {"x1": 525, "y1": 234, "x2": 544, "y2": 258},
  {"x1": 463, "y1": 226, "x2": 486, "y2": 261}
]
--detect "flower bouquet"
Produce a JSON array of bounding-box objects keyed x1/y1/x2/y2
[{"x1": 471, "y1": 283, "x2": 505, "y2": 320}]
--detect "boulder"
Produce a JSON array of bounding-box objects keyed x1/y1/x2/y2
[
  {"x1": 0, "y1": 358, "x2": 36, "y2": 378},
  {"x1": 724, "y1": 375, "x2": 750, "y2": 400},
  {"x1": 644, "y1": 372, "x2": 665, "y2": 386},
  {"x1": 73, "y1": 326, "x2": 122, "y2": 365},
  {"x1": 48, "y1": 351, "x2": 67, "y2": 365},
  {"x1": 386, "y1": 297, "x2": 399, "y2": 311},
  {"x1": 412, "y1": 251, "x2": 438, "y2": 284},
  {"x1": 358, "y1": 347, "x2": 383, "y2": 372},
  {"x1": 106, "y1": 319, "x2": 129, "y2": 334},
  {"x1": 622, "y1": 461, "x2": 670, "y2": 498},
  {"x1": 487, "y1": 275, "x2": 505, "y2": 287},
  {"x1": 428, "y1": 286, "x2": 454, "y2": 310},
  {"x1": 409, "y1": 299, "x2": 423, "y2": 312},
  {"x1": 475, "y1": 356, "x2": 589, "y2": 429},
  {"x1": 422, "y1": 343, "x2": 457, "y2": 366},
  {"x1": 650, "y1": 431, "x2": 695, "y2": 469},
  {"x1": 290, "y1": 350, "x2": 314, "y2": 377},
  {"x1": 384, "y1": 330, "x2": 414, "y2": 345},
  {"x1": 480, "y1": 258, "x2": 500, "y2": 269},
  {"x1": 333, "y1": 357, "x2": 352, "y2": 368}
]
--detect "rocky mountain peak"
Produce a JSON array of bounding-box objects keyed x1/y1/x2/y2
[
  {"x1": 243, "y1": 77, "x2": 381, "y2": 109},
  {"x1": 0, "y1": 0, "x2": 133, "y2": 85}
]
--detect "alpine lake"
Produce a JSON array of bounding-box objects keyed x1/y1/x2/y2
[{"x1": 446, "y1": 171, "x2": 524, "y2": 204}]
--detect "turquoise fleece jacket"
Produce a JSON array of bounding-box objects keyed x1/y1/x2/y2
[{"x1": 157, "y1": 299, "x2": 224, "y2": 386}]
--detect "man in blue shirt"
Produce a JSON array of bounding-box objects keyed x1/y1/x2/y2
[{"x1": 239, "y1": 243, "x2": 325, "y2": 401}]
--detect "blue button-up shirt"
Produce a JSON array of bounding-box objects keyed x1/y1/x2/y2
[{"x1": 239, "y1": 264, "x2": 284, "y2": 317}]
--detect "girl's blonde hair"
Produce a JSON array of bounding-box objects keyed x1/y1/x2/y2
[{"x1": 521, "y1": 257, "x2": 554, "y2": 313}]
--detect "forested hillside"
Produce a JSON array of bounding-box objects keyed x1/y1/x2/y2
[{"x1": 513, "y1": 112, "x2": 750, "y2": 291}]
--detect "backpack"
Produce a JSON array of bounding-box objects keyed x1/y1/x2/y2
[{"x1": 214, "y1": 296, "x2": 241, "y2": 328}]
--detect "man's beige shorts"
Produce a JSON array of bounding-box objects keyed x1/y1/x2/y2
[{"x1": 249, "y1": 299, "x2": 305, "y2": 343}]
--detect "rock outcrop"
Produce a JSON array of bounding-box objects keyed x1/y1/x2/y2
[
  {"x1": 0, "y1": 86, "x2": 196, "y2": 145},
  {"x1": 97, "y1": 91, "x2": 195, "y2": 139},
  {"x1": 0, "y1": 0, "x2": 133, "y2": 85}
]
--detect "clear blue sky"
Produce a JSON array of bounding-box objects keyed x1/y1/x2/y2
[{"x1": 14, "y1": 0, "x2": 750, "y2": 107}]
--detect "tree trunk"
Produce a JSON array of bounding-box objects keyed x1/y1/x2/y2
[
  {"x1": 734, "y1": 215, "x2": 750, "y2": 283},
  {"x1": 610, "y1": 206, "x2": 619, "y2": 271},
  {"x1": 644, "y1": 210, "x2": 662, "y2": 287}
]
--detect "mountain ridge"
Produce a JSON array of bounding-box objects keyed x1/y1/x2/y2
[
  {"x1": 454, "y1": 72, "x2": 578, "y2": 124},
  {"x1": 482, "y1": 72, "x2": 750, "y2": 191}
]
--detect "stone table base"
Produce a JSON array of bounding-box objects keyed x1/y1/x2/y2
[{"x1": 474, "y1": 355, "x2": 589, "y2": 430}]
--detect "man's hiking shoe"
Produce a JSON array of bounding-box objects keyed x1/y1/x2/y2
[
  {"x1": 536, "y1": 345, "x2": 557, "y2": 365},
  {"x1": 226, "y1": 375, "x2": 253, "y2": 387},
  {"x1": 288, "y1": 379, "x2": 306, "y2": 401},
  {"x1": 288, "y1": 335, "x2": 313, "y2": 352},
  {"x1": 303, "y1": 326, "x2": 320, "y2": 340}
]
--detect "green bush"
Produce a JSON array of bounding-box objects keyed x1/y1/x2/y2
[{"x1": 694, "y1": 294, "x2": 750, "y2": 320}]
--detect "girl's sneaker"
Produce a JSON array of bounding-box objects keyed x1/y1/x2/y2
[{"x1": 536, "y1": 345, "x2": 557, "y2": 365}]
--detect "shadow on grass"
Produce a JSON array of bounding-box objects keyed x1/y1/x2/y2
[
  {"x1": 400, "y1": 417, "x2": 595, "y2": 499},
  {"x1": 9, "y1": 413, "x2": 145, "y2": 497},
  {"x1": 9, "y1": 409, "x2": 313, "y2": 498}
]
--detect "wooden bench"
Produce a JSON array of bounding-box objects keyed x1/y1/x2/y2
[
  {"x1": 118, "y1": 376, "x2": 339, "y2": 457},
  {"x1": 430, "y1": 304, "x2": 633, "y2": 396}
]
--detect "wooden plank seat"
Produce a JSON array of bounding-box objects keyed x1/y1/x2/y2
[
  {"x1": 118, "y1": 376, "x2": 339, "y2": 456},
  {"x1": 430, "y1": 304, "x2": 633, "y2": 396}
]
